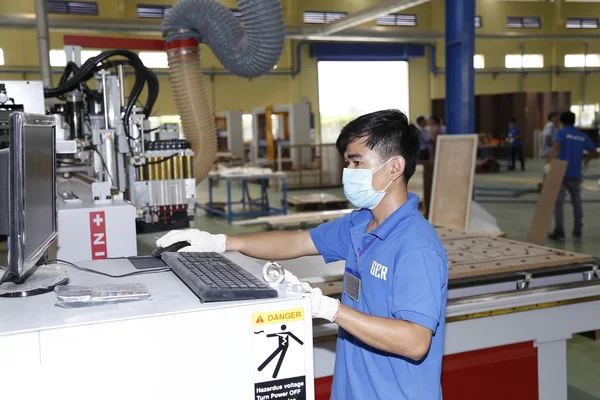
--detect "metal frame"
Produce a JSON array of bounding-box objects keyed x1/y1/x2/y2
[
  {"x1": 8, "y1": 112, "x2": 57, "y2": 279},
  {"x1": 197, "y1": 174, "x2": 288, "y2": 224}
]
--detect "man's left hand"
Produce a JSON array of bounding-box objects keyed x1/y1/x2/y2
[{"x1": 284, "y1": 270, "x2": 340, "y2": 322}]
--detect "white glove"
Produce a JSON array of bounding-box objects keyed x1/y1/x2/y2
[
  {"x1": 543, "y1": 163, "x2": 551, "y2": 174},
  {"x1": 284, "y1": 270, "x2": 339, "y2": 322},
  {"x1": 156, "y1": 229, "x2": 227, "y2": 253}
]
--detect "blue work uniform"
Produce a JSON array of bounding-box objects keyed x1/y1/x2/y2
[
  {"x1": 554, "y1": 126, "x2": 597, "y2": 180},
  {"x1": 509, "y1": 125, "x2": 521, "y2": 148},
  {"x1": 309, "y1": 193, "x2": 448, "y2": 400}
]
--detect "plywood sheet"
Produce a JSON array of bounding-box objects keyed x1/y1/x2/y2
[
  {"x1": 445, "y1": 236, "x2": 593, "y2": 279},
  {"x1": 527, "y1": 158, "x2": 568, "y2": 245},
  {"x1": 429, "y1": 134, "x2": 478, "y2": 231},
  {"x1": 287, "y1": 193, "x2": 347, "y2": 205},
  {"x1": 435, "y1": 227, "x2": 506, "y2": 241}
]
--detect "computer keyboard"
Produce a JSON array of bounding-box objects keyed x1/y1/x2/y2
[{"x1": 161, "y1": 252, "x2": 279, "y2": 302}]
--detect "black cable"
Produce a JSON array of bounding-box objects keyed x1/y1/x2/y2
[
  {"x1": 44, "y1": 50, "x2": 149, "y2": 140},
  {"x1": 144, "y1": 126, "x2": 161, "y2": 133},
  {"x1": 90, "y1": 147, "x2": 114, "y2": 184},
  {"x1": 45, "y1": 259, "x2": 170, "y2": 278},
  {"x1": 83, "y1": 144, "x2": 114, "y2": 184}
]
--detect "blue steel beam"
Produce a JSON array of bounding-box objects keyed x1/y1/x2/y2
[{"x1": 445, "y1": 0, "x2": 475, "y2": 134}]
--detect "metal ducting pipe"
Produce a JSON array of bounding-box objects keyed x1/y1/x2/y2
[
  {"x1": 34, "y1": 0, "x2": 52, "y2": 87},
  {"x1": 162, "y1": 0, "x2": 284, "y2": 183}
]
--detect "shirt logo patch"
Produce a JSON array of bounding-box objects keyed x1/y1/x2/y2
[{"x1": 370, "y1": 261, "x2": 388, "y2": 281}]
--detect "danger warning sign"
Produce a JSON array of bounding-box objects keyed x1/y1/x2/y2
[
  {"x1": 253, "y1": 308, "x2": 304, "y2": 326},
  {"x1": 252, "y1": 308, "x2": 306, "y2": 400}
]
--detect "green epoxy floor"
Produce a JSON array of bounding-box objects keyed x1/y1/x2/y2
[{"x1": 2, "y1": 158, "x2": 600, "y2": 398}]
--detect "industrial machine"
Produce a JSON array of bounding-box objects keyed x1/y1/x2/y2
[
  {"x1": 1, "y1": 53, "x2": 196, "y2": 236},
  {"x1": 47, "y1": 47, "x2": 196, "y2": 233}
]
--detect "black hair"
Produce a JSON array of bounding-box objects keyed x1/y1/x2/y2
[
  {"x1": 548, "y1": 111, "x2": 559, "y2": 121},
  {"x1": 416, "y1": 115, "x2": 426, "y2": 124},
  {"x1": 560, "y1": 111, "x2": 576, "y2": 126},
  {"x1": 431, "y1": 116, "x2": 441, "y2": 125},
  {"x1": 336, "y1": 109, "x2": 420, "y2": 184},
  {"x1": 509, "y1": 117, "x2": 517, "y2": 124}
]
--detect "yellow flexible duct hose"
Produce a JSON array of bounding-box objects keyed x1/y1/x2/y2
[{"x1": 166, "y1": 39, "x2": 216, "y2": 184}]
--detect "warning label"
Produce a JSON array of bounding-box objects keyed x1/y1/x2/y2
[
  {"x1": 253, "y1": 308, "x2": 304, "y2": 326},
  {"x1": 253, "y1": 308, "x2": 306, "y2": 400},
  {"x1": 255, "y1": 376, "x2": 306, "y2": 400}
]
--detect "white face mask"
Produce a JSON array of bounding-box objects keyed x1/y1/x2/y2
[{"x1": 342, "y1": 158, "x2": 394, "y2": 210}]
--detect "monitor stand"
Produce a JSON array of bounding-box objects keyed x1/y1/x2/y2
[{"x1": 0, "y1": 264, "x2": 69, "y2": 298}]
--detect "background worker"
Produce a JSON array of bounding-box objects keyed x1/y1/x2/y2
[
  {"x1": 539, "y1": 111, "x2": 560, "y2": 188},
  {"x1": 416, "y1": 115, "x2": 432, "y2": 160},
  {"x1": 157, "y1": 110, "x2": 449, "y2": 400},
  {"x1": 547, "y1": 111, "x2": 599, "y2": 240},
  {"x1": 508, "y1": 117, "x2": 525, "y2": 171},
  {"x1": 428, "y1": 116, "x2": 446, "y2": 158},
  {"x1": 541, "y1": 112, "x2": 559, "y2": 159}
]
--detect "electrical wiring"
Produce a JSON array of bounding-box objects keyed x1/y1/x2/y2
[
  {"x1": 44, "y1": 259, "x2": 170, "y2": 278},
  {"x1": 45, "y1": 50, "x2": 159, "y2": 142},
  {"x1": 91, "y1": 148, "x2": 114, "y2": 184}
]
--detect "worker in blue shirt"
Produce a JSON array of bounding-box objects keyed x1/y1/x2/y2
[
  {"x1": 508, "y1": 117, "x2": 525, "y2": 171},
  {"x1": 157, "y1": 110, "x2": 449, "y2": 400},
  {"x1": 547, "y1": 111, "x2": 598, "y2": 240}
]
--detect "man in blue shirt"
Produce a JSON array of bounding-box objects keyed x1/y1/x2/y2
[
  {"x1": 547, "y1": 111, "x2": 598, "y2": 240},
  {"x1": 157, "y1": 110, "x2": 449, "y2": 399},
  {"x1": 508, "y1": 117, "x2": 525, "y2": 171}
]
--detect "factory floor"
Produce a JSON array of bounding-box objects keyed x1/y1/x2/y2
[{"x1": 0, "y1": 158, "x2": 598, "y2": 398}]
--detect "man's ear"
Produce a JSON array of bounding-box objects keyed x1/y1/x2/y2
[{"x1": 390, "y1": 156, "x2": 406, "y2": 181}]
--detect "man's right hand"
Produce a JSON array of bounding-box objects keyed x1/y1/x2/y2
[{"x1": 156, "y1": 229, "x2": 227, "y2": 253}]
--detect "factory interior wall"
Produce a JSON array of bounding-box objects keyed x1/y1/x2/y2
[{"x1": 1, "y1": 0, "x2": 600, "y2": 138}]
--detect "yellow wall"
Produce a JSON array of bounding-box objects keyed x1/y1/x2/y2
[{"x1": 1, "y1": 0, "x2": 600, "y2": 137}]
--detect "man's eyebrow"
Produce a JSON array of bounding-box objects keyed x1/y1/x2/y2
[{"x1": 346, "y1": 153, "x2": 362, "y2": 160}]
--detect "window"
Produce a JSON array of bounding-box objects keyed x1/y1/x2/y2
[
  {"x1": 506, "y1": 17, "x2": 541, "y2": 29},
  {"x1": 303, "y1": 11, "x2": 347, "y2": 24},
  {"x1": 566, "y1": 18, "x2": 599, "y2": 29},
  {"x1": 376, "y1": 14, "x2": 417, "y2": 27},
  {"x1": 137, "y1": 4, "x2": 171, "y2": 18},
  {"x1": 318, "y1": 61, "x2": 409, "y2": 144},
  {"x1": 49, "y1": 49, "x2": 101, "y2": 67},
  {"x1": 242, "y1": 114, "x2": 253, "y2": 143},
  {"x1": 475, "y1": 16, "x2": 482, "y2": 28},
  {"x1": 505, "y1": 54, "x2": 544, "y2": 68},
  {"x1": 564, "y1": 54, "x2": 600, "y2": 68},
  {"x1": 47, "y1": 1, "x2": 98, "y2": 16},
  {"x1": 0, "y1": 49, "x2": 4, "y2": 66},
  {"x1": 138, "y1": 51, "x2": 168, "y2": 69},
  {"x1": 570, "y1": 104, "x2": 599, "y2": 127},
  {"x1": 474, "y1": 54, "x2": 485, "y2": 69}
]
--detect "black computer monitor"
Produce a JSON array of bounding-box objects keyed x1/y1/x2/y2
[{"x1": 0, "y1": 112, "x2": 58, "y2": 284}]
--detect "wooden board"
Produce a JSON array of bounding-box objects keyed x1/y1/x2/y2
[
  {"x1": 445, "y1": 235, "x2": 592, "y2": 279},
  {"x1": 435, "y1": 227, "x2": 507, "y2": 241},
  {"x1": 286, "y1": 193, "x2": 348, "y2": 211},
  {"x1": 231, "y1": 209, "x2": 355, "y2": 227},
  {"x1": 428, "y1": 134, "x2": 478, "y2": 231},
  {"x1": 305, "y1": 230, "x2": 593, "y2": 294},
  {"x1": 527, "y1": 158, "x2": 568, "y2": 245}
]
